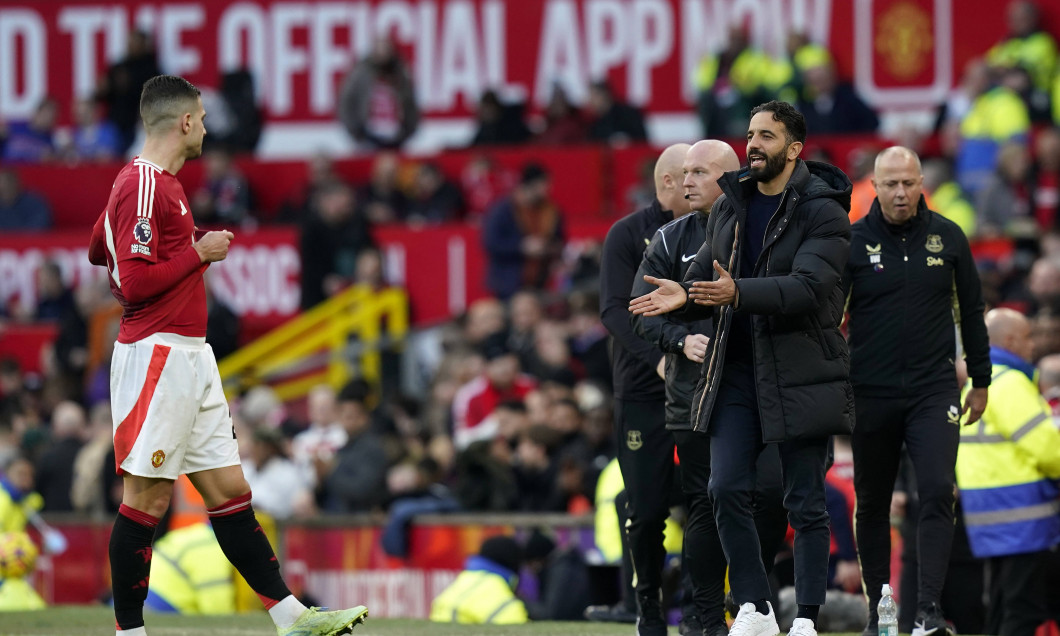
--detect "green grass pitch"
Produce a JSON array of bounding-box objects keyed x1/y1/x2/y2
[{"x1": 0, "y1": 606, "x2": 878, "y2": 636}]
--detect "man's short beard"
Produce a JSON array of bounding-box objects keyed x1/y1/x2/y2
[{"x1": 749, "y1": 146, "x2": 788, "y2": 183}]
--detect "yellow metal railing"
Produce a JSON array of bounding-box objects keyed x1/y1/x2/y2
[{"x1": 217, "y1": 284, "x2": 409, "y2": 401}]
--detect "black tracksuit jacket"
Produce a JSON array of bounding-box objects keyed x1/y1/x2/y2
[
  {"x1": 841, "y1": 197, "x2": 991, "y2": 395},
  {"x1": 600, "y1": 199, "x2": 672, "y2": 401},
  {"x1": 631, "y1": 211, "x2": 713, "y2": 429}
]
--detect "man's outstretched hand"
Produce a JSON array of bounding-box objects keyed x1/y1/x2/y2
[{"x1": 629, "y1": 276, "x2": 687, "y2": 316}]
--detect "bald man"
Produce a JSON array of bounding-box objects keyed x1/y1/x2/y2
[
  {"x1": 956, "y1": 308, "x2": 1060, "y2": 636},
  {"x1": 598, "y1": 143, "x2": 692, "y2": 635},
  {"x1": 841, "y1": 146, "x2": 991, "y2": 636},
  {"x1": 631, "y1": 140, "x2": 787, "y2": 636}
]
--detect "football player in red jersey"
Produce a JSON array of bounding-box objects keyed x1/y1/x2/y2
[{"x1": 88, "y1": 75, "x2": 368, "y2": 636}]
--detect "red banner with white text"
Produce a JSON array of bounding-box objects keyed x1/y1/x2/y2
[{"x1": 0, "y1": 0, "x2": 1040, "y2": 125}]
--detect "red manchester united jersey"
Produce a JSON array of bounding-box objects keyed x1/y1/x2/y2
[{"x1": 95, "y1": 157, "x2": 208, "y2": 343}]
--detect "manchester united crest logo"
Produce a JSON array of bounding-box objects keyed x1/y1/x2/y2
[{"x1": 151, "y1": 450, "x2": 166, "y2": 468}]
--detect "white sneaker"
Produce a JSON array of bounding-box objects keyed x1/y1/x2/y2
[
  {"x1": 729, "y1": 602, "x2": 780, "y2": 636},
  {"x1": 787, "y1": 617, "x2": 817, "y2": 636}
]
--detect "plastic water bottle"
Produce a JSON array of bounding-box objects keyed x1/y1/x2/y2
[{"x1": 878, "y1": 584, "x2": 898, "y2": 636}]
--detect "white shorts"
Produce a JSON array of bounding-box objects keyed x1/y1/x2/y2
[{"x1": 110, "y1": 332, "x2": 240, "y2": 479}]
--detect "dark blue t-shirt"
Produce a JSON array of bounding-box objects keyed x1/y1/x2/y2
[{"x1": 727, "y1": 190, "x2": 784, "y2": 363}]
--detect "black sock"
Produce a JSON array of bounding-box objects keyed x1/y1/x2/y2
[
  {"x1": 797, "y1": 604, "x2": 820, "y2": 625},
  {"x1": 110, "y1": 505, "x2": 159, "y2": 631},
  {"x1": 753, "y1": 599, "x2": 770, "y2": 615},
  {"x1": 208, "y1": 492, "x2": 291, "y2": 607}
]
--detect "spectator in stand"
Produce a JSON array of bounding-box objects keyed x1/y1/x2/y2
[
  {"x1": 797, "y1": 60, "x2": 878, "y2": 134},
  {"x1": 469, "y1": 90, "x2": 532, "y2": 147},
  {"x1": 507, "y1": 290, "x2": 546, "y2": 369},
  {"x1": 976, "y1": 142, "x2": 1036, "y2": 238},
  {"x1": 1038, "y1": 353, "x2": 1060, "y2": 413},
  {"x1": 512, "y1": 423, "x2": 564, "y2": 512},
  {"x1": 1, "y1": 97, "x2": 58, "y2": 163},
  {"x1": 70, "y1": 402, "x2": 113, "y2": 516},
  {"x1": 290, "y1": 384, "x2": 346, "y2": 490},
  {"x1": 461, "y1": 155, "x2": 516, "y2": 219},
  {"x1": 955, "y1": 59, "x2": 1030, "y2": 196},
  {"x1": 94, "y1": 30, "x2": 161, "y2": 152},
  {"x1": 1027, "y1": 256, "x2": 1060, "y2": 315},
  {"x1": 956, "y1": 308, "x2": 1060, "y2": 636},
  {"x1": 299, "y1": 181, "x2": 374, "y2": 309},
  {"x1": 1032, "y1": 127, "x2": 1060, "y2": 231},
  {"x1": 451, "y1": 332, "x2": 537, "y2": 450},
  {"x1": 33, "y1": 261, "x2": 74, "y2": 323},
  {"x1": 243, "y1": 427, "x2": 313, "y2": 520},
  {"x1": 695, "y1": 26, "x2": 772, "y2": 139},
  {"x1": 321, "y1": 381, "x2": 387, "y2": 513},
  {"x1": 846, "y1": 144, "x2": 885, "y2": 223},
  {"x1": 278, "y1": 152, "x2": 344, "y2": 223},
  {"x1": 33, "y1": 401, "x2": 86, "y2": 512},
  {"x1": 525, "y1": 321, "x2": 576, "y2": 388},
  {"x1": 64, "y1": 98, "x2": 123, "y2": 163},
  {"x1": 0, "y1": 169, "x2": 51, "y2": 231},
  {"x1": 566, "y1": 291, "x2": 611, "y2": 388},
  {"x1": 1032, "y1": 311, "x2": 1060, "y2": 361},
  {"x1": 773, "y1": 32, "x2": 835, "y2": 105},
  {"x1": 586, "y1": 81, "x2": 647, "y2": 144},
  {"x1": 338, "y1": 36, "x2": 419, "y2": 150},
  {"x1": 0, "y1": 455, "x2": 42, "y2": 533},
  {"x1": 534, "y1": 85, "x2": 587, "y2": 146},
  {"x1": 406, "y1": 162, "x2": 464, "y2": 224},
  {"x1": 191, "y1": 147, "x2": 254, "y2": 227},
  {"x1": 986, "y1": 1, "x2": 1057, "y2": 102},
  {"x1": 205, "y1": 283, "x2": 240, "y2": 362},
  {"x1": 463, "y1": 297, "x2": 507, "y2": 348},
  {"x1": 358, "y1": 151, "x2": 409, "y2": 224},
  {"x1": 482, "y1": 163, "x2": 565, "y2": 300},
  {"x1": 922, "y1": 159, "x2": 977, "y2": 237}
]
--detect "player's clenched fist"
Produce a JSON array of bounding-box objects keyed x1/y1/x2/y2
[{"x1": 194, "y1": 230, "x2": 235, "y2": 263}]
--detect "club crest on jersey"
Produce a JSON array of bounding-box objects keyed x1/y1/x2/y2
[
  {"x1": 866, "y1": 243, "x2": 883, "y2": 270},
  {"x1": 134, "y1": 218, "x2": 153, "y2": 244},
  {"x1": 925, "y1": 234, "x2": 943, "y2": 253},
  {"x1": 626, "y1": 430, "x2": 643, "y2": 451},
  {"x1": 947, "y1": 405, "x2": 961, "y2": 425},
  {"x1": 151, "y1": 450, "x2": 166, "y2": 468}
]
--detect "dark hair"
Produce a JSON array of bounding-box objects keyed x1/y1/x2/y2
[
  {"x1": 749, "y1": 100, "x2": 807, "y2": 145},
  {"x1": 140, "y1": 75, "x2": 200, "y2": 132},
  {"x1": 337, "y1": 378, "x2": 371, "y2": 405}
]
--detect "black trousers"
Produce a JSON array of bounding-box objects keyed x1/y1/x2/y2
[
  {"x1": 673, "y1": 427, "x2": 787, "y2": 620},
  {"x1": 986, "y1": 551, "x2": 1050, "y2": 636},
  {"x1": 614, "y1": 398, "x2": 679, "y2": 599},
  {"x1": 705, "y1": 362, "x2": 831, "y2": 605},
  {"x1": 853, "y1": 390, "x2": 960, "y2": 613}
]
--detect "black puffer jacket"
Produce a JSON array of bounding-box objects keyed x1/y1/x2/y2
[{"x1": 682, "y1": 159, "x2": 854, "y2": 442}]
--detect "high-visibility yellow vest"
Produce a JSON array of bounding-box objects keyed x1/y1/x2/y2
[
  {"x1": 928, "y1": 182, "x2": 977, "y2": 238},
  {"x1": 0, "y1": 578, "x2": 45, "y2": 611},
  {"x1": 957, "y1": 361, "x2": 1060, "y2": 558},
  {"x1": 960, "y1": 87, "x2": 1030, "y2": 141},
  {"x1": 987, "y1": 31, "x2": 1058, "y2": 92},
  {"x1": 594, "y1": 458, "x2": 683, "y2": 563},
  {"x1": 146, "y1": 523, "x2": 236, "y2": 615},
  {"x1": 429, "y1": 560, "x2": 528, "y2": 625},
  {"x1": 0, "y1": 487, "x2": 42, "y2": 534}
]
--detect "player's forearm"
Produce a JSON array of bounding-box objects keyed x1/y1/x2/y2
[
  {"x1": 88, "y1": 216, "x2": 107, "y2": 266},
  {"x1": 120, "y1": 246, "x2": 203, "y2": 303}
]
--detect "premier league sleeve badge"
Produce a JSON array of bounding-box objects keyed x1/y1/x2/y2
[{"x1": 133, "y1": 218, "x2": 153, "y2": 244}]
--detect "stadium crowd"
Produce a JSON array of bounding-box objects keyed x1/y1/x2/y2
[{"x1": 2, "y1": 0, "x2": 1060, "y2": 633}]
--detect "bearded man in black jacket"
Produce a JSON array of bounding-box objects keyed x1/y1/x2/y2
[{"x1": 631, "y1": 101, "x2": 854, "y2": 636}]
